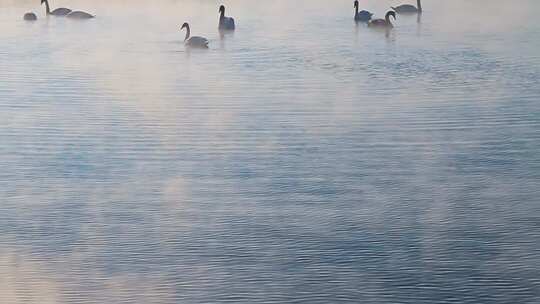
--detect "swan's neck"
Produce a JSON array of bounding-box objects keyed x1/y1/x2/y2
[
  {"x1": 417, "y1": 0, "x2": 422, "y2": 12},
  {"x1": 184, "y1": 26, "x2": 190, "y2": 41},
  {"x1": 385, "y1": 14, "x2": 393, "y2": 27},
  {"x1": 355, "y1": 6, "x2": 358, "y2": 16},
  {"x1": 44, "y1": 0, "x2": 51, "y2": 14},
  {"x1": 220, "y1": 9, "x2": 225, "y2": 19}
]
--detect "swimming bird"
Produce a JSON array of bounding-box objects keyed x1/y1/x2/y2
[
  {"x1": 66, "y1": 11, "x2": 95, "y2": 19},
  {"x1": 354, "y1": 0, "x2": 372, "y2": 22},
  {"x1": 368, "y1": 11, "x2": 396, "y2": 28},
  {"x1": 24, "y1": 12, "x2": 37, "y2": 21},
  {"x1": 41, "y1": 0, "x2": 71, "y2": 16},
  {"x1": 392, "y1": 0, "x2": 422, "y2": 14},
  {"x1": 218, "y1": 5, "x2": 235, "y2": 30},
  {"x1": 181, "y1": 23, "x2": 209, "y2": 48}
]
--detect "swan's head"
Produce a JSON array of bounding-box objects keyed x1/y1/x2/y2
[
  {"x1": 219, "y1": 5, "x2": 225, "y2": 13},
  {"x1": 354, "y1": 0, "x2": 358, "y2": 8},
  {"x1": 181, "y1": 22, "x2": 189, "y2": 30},
  {"x1": 387, "y1": 11, "x2": 396, "y2": 20},
  {"x1": 40, "y1": 0, "x2": 46, "y2": 5}
]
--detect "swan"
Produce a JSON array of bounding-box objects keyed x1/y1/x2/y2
[
  {"x1": 24, "y1": 12, "x2": 37, "y2": 21},
  {"x1": 218, "y1": 5, "x2": 235, "y2": 30},
  {"x1": 67, "y1": 11, "x2": 95, "y2": 19},
  {"x1": 368, "y1": 11, "x2": 396, "y2": 28},
  {"x1": 181, "y1": 23, "x2": 209, "y2": 48},
  {"x1": 392, "y1": 0, "x2": 422, "y2": 14},
  {"x1": 354, "y1": 0, "x2": 372, "y2": 22},
  {"x1": 41, "y1": 0, "x2": 71, "y2": 16}
]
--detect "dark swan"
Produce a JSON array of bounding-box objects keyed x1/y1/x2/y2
[
  {"x1": 354, "y1": 0, "x2": 372, "y2": 23},
  {"x1": 41, "y1": 0, "x2": 71, "y2": 16},
  {"x1": 24, "y1": 12, "x2": 38, "y2": 21},
  {"x1": 218, "y1": 5, "x2": 235, "y2": 30},
  {"x1": 181, "y1": 22, "x2": 209, "y2": 48},
  {"x1": 392, "y1": 0, "x2": 422, "y2": 14},
  {"x1": 368, "y1": 11, "x2": 396, "y2": 28}
]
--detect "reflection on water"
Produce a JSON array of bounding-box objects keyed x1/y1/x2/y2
[{"x1": 1, "y1": 0, "x2": 540, "y2": 303}]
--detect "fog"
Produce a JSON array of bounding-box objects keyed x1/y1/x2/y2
[{"x1": 1, "y1": 0, "x2": 540, "y2": 303}]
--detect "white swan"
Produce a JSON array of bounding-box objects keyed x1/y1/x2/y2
[
  {"x1": 181, "y1": 23, "x2": 209, "y2": 48},
  {"x1": 67, "y1": 11, "x2": 95, "y2": 19},
  {"x1": 354, "y1": 0, "x2": 372, "y2": 23},
  {"x1": 368, "y1": 11, "x2": 396, "y2": 28},
  {"x1": 219, "y1": 5, "x2": 235, "y2": 30},
  {"x1": 41, "y1": 0, "x2": 71, "y2": 16},
  {"x1": 392, "y1": 0, "x2": 422, "y2": 14},
  {"x1": 24, "y1": 12, "x2": 37, "y2": 21}
]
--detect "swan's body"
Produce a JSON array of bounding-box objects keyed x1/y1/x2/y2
[
  {"x1": 354, "y1": 0, "x2": 372, "y2": 22},
  {"x1": 24, "y1": 12, "x2": 37, "y2": 21},
  {"x1": 50, "y1": 8, "x2": 72, "y2": 15},
  {"x1": 181, "y1": 23, "x2": 209, "y2": 48},
  {"x1": 368, "y1": 11, "x2": 396, "y2": 28},
  {"x1": 67, "y1": 11, "x2": 94, "y2": 19},
  {"x1": 392, "y1": 0, "x2": 422, "y2": 14},
  {"x1": 186, "y1": 36, "x2": 209, "y2": 48},
  {"x1": 218, "y1": 5, "x2": 235, "y2": 30},
  {"x1": 41, "y1": 0, "x2": 71, "y2": 16}
]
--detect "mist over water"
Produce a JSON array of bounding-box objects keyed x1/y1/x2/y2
[{"x1": 1, "y1": 0, "x2": 540, "y2": 303}]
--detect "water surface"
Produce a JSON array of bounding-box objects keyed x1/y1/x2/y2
[{"x1": 1, "y1": 0, "x2": 540, "y2": 303}]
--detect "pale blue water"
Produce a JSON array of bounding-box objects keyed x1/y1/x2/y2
[{"x1": 1, "y1": 0, "x2": 540, "y2": 303}]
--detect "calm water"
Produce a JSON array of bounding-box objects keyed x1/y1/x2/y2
[{"x1": 1, "y1": 0, "x2": 540, "y2": 303}]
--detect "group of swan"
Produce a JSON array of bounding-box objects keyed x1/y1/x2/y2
[
  {"x1": 181, "y1": 5, "x2": 236, "y2": 48},
  {"x1": 23, "y1": 0, "x2": 94, "y2": 20},
  {"x1": 23, "y1": 0, "x2": 423, "y2": 46},
  {"x1": 181, "y1": 0, "x2": 422, "y2": 49},
  {"x1": 354, "y1": 0, "x2": 422, "y2": 28}
]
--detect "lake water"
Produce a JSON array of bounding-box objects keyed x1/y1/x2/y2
[{"x1": 1, "y1": 0, "x2": 539, "y2": 303}]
